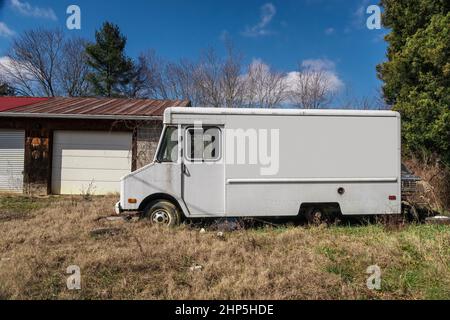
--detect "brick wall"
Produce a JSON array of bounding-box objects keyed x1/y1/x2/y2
[{"x1": 136, "y1": 121, "x2": 163, "y2": 169}]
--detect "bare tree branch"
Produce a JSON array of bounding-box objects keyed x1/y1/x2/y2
[
  {"x1": 6, "y1": 28, "x2": 64, "y2": 96},
  {"x1": 165, "y1": 59, "x2": 200, "y2": 105},
  {"x1": 243, "y1": 60, "x2": 287, "y2": 108},
  {"x1": 221, "y1": 41, "x2": 245, "y2": 108},
  {"x1": 289, "y1": 63, "x2": 335, "y2": 109},
  {"x1": 196, "y1": 47, "x2": 224, "y2": 107},
  {"x1": 56, "y1": 37, "x2": 90, "y2": 97},
  {"x1": 1, "y1": 29, "x2": 92, "y2": 97}
]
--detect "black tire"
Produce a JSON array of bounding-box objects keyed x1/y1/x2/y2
[
  {"x1": 143, "y1": 200, "x2": 181, "y2": 227},
  {"x1": 304, "y1": 207, "x2": 328, "y2": 225},
  {"x1": 406, "y1": 204, "x2": 420, "y2": 222}
]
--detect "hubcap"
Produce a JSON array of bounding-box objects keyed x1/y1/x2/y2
[
  {"x1": 313, "y1": 211, "x2": 322, "y2": 219},
  {"x1": 151, "y1": 209, "x2": 171, "y2": 225},
  {"x1": 311, "y1": 210, "x2": 323, "y2": 224}
]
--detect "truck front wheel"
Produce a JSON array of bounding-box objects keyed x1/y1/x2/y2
[{"x1": 143, "y1": 200, "x2": 181, "y2": 227}]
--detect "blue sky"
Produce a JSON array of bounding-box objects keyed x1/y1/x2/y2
[{"x1": 0, "y1": 0, "x2": 388, "y2": 103}]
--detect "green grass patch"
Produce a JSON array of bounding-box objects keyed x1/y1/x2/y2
[
  {"x1": 0, "y1": 195, "x2": 58, "y2": 221},
  {"x1": 319, "y1": 246, "x2": 358, "y2": 283}
]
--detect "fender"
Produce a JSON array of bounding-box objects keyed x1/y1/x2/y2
[{"x1": 138, "y1": 193, "x2": 191, "y2": 218}]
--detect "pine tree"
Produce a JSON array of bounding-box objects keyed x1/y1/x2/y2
[
  {"x1": 0, "y1": 82, "x2": 15, "y2": 96},
  {"x1": 86, "y1": 22, "x2": 134, "y2": 97}
]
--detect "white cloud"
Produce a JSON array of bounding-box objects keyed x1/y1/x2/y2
[
  {"x1": 0, "y1": 56, "x2": 15, "y2": 71},
  {"x1": 0, "y1": 56, "x2": 18, "y2": 79},
  {"x1": 242, "y1": 3, "x2": 276, "y2": 37},
  {"x1": 324, "y1": 27, "x2": 335, "y2": 35},
  {"x1": 9, "y1": 0, "x2": 57, "y2": 20},
  {"x1": 283, "y1": 71, "x2": 300, "y2": 92},
  {"x1": 286, "y1": 59, "x2": 344, "y2": 93},
  {"x1": 301, "y1": 59, "x2": 335, "y2": 72},
  {"x1": 0, "y1": 22, "x2": 15, "y2": 37},
  {"x1": 240, "y1": 58, "x2": 344, "y2": 107},
  {"x1": 350, "y1": 0, "x2": 370, "y2": 30},
  {"x1": 0, "y1": 56, "x2": 34, "y2": 82},
  {"x1": 0, "y1": 56, "x2": 15, "y2": 81}
]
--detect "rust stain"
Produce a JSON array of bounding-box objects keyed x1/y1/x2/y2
[{"x1": 31, "y1": 137, "x2": 41, "y2": 148}]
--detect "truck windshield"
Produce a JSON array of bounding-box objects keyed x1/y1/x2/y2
[{"x1": 156, "y1": 127, "x2": 179, "y2": 163}]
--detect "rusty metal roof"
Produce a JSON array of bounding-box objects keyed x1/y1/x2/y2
[
  {"x1": 1, "y1": 97, "x2": 191, "y2": 119},
  {"x1": 0, "y1": 97, "x2": 49, "y2": 112}
]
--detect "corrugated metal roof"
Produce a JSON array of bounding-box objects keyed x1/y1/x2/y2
[
  {"x1": 0, "y1": 97, "x2": 50, "y2": 112},
  {"x1": 1, "y1": 97, "x2": 191, "y2": 118}
]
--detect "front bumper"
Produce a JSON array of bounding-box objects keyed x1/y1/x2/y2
[{"x1": 114, "y1": 201, "x2": 123, "y2": 215}]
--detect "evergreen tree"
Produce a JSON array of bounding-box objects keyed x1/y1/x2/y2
[
  {"x1": 0, "y1": 82, "x2": 15, "y2": 96},
  {"x1": 86, "y1": 22, "x2": 134, "y2": 97},
  {"x1": 377, "y1": 0, "x2": 450, "y2": 164}
]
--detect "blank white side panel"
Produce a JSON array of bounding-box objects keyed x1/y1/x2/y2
[
  {"x1": 0, "y1": 129, "x2": 25, "y2": 193},
  {"x1": 224, "y1": 115, "x2": 401, "y2": 216},
  {"x1": 52, "y1": 131, "x2": 132, "y2": 195}
]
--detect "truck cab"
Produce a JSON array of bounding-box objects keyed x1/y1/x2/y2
[{"x1": 116, "y1": 122, "x2": 224, "y2": 225}]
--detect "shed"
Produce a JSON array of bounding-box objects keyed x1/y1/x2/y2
[{"x1": 0, "y1": 97, "x2": 190, "y2": 195}]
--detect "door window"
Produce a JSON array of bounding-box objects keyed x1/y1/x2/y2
[{"x1": 186, "y1": 127, "x2": 221, "y2": 162}]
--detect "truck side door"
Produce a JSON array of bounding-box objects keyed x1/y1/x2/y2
[{"x1": 182, "y1": 126, "x2": 225, "y2": 216}]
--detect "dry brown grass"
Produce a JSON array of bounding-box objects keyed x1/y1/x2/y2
[
  {"x1": 404, "y1": 156, "x2": 450, "y2": 213},
  {"x1": 0, "y1": 195, "x2": 449, "y2": 300}
]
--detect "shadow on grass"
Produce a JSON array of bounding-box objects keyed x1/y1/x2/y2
[{"x1": 180, "y1": 208, "x2": 445, "y2": 232}]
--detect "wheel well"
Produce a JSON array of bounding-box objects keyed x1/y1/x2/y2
[
  {"x1": 298, "y1": 203, "x2": 342, "y2": 216},
  {"x1": 139, "y1": 193, "x2": 185, "y2": 216}
]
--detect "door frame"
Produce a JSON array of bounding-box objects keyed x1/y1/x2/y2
[{"x1": 181, "y1": 125, "x2": 225, "y2": 216}]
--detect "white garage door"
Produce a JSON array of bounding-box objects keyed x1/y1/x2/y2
[
  {"x1": 52, "y1": 131, "x2": 132, "y2": 195},
  {"x1": 0, "y1": 129, "x2": 25, "y2": 193}
]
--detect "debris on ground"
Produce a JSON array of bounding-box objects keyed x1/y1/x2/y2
[
  {"x1": 425, "y1": 216, "x2": 450, "y2": 225},
  {"x1": 95, "y1": 213, "x2": 139, "y2": 222},
  {"x1": 212, "y1": 218, "x2": 242, "y2": 231},
  {"x1": 89, "y1": 227, "x2": 123, "y2": 237},
  {"x1": 189, "y1": 265, "x2": 203, "y2": 272},
  {"x1": 199, "y1": 228, "x2": 206, "y2": 234},
  {"x1": 216, "y1": 231, "x2": 225, "y2": 240}
]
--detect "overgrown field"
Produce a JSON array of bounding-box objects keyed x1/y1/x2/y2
[{"x1": 0, "y1": 195, "x2": 449, "y2": 300}]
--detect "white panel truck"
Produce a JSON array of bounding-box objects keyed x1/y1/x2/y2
[{"x1": 115, "y1": 108, "x2": 401, "y2": 226}]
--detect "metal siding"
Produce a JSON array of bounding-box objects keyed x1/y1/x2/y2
[
  {"x1": 223, "y1": 115, "x2": 401, "y2": 216},
  {"x1": 0, "y1": 129, "x2": 25, "y2": 193},
  {"x1": 52, "y1": 131, "x2": 132, "y2": 195}
]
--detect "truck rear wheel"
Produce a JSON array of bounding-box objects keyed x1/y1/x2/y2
[
  {"x1": 143, "y1": 200, "x2": 181, "y2": 227},
  {"x1": 305, "y1": 207, "x2": 329, "y2": 225}
]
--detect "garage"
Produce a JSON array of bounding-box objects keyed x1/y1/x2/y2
[
  {"x1": 0, "y1": 97, "x2": 191, "y2": 195},
  {"x1": 0, "y1": 129, "x2": 25, "y2": 193},
  {"x1": 52, "y1": 131, "x2": 132, "y2": 195}
]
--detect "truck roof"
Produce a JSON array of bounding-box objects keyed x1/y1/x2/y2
[{"x1": 164, "y1": 107, "x2": 400, "y2": 123}]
